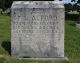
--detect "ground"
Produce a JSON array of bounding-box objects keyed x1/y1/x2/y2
[{"x1": 0, "y1": 13, "x2": 80, "y2": 63}]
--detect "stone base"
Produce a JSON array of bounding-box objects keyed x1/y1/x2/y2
[
  {"x1": 19, "y1": 57, "x2": 68, "y2": 61},
  {"x1": 76, "y1": 23, "x2": 80, "y2": 28}
]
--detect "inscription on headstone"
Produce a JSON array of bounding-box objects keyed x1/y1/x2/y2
[{"x1": 11, "y1": 1, "x2": 65, "y2": 58}]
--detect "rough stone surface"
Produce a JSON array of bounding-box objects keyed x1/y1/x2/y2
[{"x1": 11, "y1": 1, "x2": 65, "y2": 58}]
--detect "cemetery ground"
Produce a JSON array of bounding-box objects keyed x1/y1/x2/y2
[{"x1": 0, "y1": 13, "x2": 80, "y2": 63}]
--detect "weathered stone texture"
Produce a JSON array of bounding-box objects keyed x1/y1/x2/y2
[{"x1": 11, "y1": 1, "x2": 64, "y2": 58}]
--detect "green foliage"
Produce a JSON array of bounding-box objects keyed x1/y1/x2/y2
[
  {"x1": 0, "y1": 0, "x2": 32, "y2": 10},
  {"x1": 64, "y1": 3, "x2": 73, "y2": 12},
  {"x1": 73, "y1": 3, "x2": 80, "y2": 12},
  {"x1": 64, "y1": 3, "x2": 80, "y2": 13},
  {"x1": 65, "y1": 3, "x2": 73, "y2": 9}
]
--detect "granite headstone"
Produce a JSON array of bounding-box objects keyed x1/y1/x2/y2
[{"x1": 11, "y1": 1, "x2": 65, "y2": 59}]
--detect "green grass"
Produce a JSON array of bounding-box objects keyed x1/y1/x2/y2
[
  {"x1": 0, "y1": 15, "x2": 80, "y2": 63},
  {"x1": 0, "y1": 15, "x2": 10, "y2": 55},
  {"x1": 65, "y1": 20, "x2": 80, "y2": 63}
]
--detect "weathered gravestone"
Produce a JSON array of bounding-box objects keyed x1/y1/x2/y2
[{"x1": 11, "y1": 1, "x2": 65, "y2": 59}]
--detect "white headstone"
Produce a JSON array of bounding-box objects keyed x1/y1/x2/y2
[{"x1": 11, "y1": 1, "x2": 65, "y2": 59}]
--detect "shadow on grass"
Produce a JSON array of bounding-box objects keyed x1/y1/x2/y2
[
  {"x1": 1, "y1": 41, "x2": 11, "y2": 55},
  {"x1": 65, "y1": 13, "x2": 79, "y2": 21},
  {"x1": 69, "y1": 23, "x2": 76, "y2": 27},
  {"x1": 65, "y1": 13, "x2": 79, "y2": 27}
]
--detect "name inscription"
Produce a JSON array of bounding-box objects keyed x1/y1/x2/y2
[{"x1": 13, "y1": 10, "x2": 59, "y2": 34}]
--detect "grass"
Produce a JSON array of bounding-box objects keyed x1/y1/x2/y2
[
  {"x1": 0, "y1": 14, "x2": 80, "y2": 63},
  {"x1": 0, "y1": 15, "x2": 10, "y2": 55}
]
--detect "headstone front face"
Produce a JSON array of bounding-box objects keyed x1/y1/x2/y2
[{"x1": 11, "y1": 1, "x2": 64, "y2": 58}]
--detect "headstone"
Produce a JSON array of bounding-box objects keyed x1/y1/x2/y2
[{"x1": 11, "y1": 1, "x2": 65, "y2": 59}]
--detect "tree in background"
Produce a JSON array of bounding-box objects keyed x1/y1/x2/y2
[
  {"x1": 64, "y1": 3, "x2": 73, "y2": 13},
  {"x1": 72, "y1": 0, "x2": 80, "y2": 23},
  {"x1": 0, "y1": 0, "x2": 5, "y2": 11},
  {"x1": 0, "y1": 0, "x2": 13, "y2": 10},
  {"x1": 0, "y1": 0, "x2": 29, "y2": 10}
]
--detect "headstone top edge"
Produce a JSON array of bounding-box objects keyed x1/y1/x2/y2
[{"x1": 11, "y1": 1, "x2": 64, "y2": 9}]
